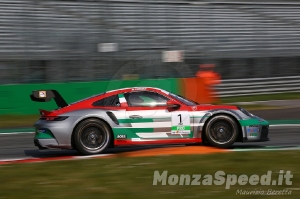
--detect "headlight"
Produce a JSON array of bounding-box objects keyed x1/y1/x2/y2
[{"x1": 237, "y1": 107, "x2": 253, "y2": 117}]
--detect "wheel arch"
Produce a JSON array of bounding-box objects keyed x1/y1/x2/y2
[
  {"x1": 201, "y1": 111, "x2": 243, "y2": 143},
  {"x1": 71, "y1": 116, "x2": 115, "y2": 149}
]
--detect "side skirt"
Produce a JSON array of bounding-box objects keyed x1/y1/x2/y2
[{"x1": 114, "y1": 138, "x2": 202, "y2": 146}]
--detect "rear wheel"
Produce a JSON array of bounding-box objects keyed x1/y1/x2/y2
[
  {"x1": 204, "y1": 115, "x2": 238, "y2": 148},
  {"x1": 73, "y1": 118, "x2": 111, "y2": 155}
]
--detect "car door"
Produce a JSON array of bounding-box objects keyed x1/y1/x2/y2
[{"x1": 124, "y1": 90, "x2": 192, "y2": 140}]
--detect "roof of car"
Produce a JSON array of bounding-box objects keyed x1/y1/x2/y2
[
  {"x1": 69, "y1": 87, "x2": 170, "y2": 106},
  {"x1": 106, "y1": 87, "x2": 170, "y2": 94}
]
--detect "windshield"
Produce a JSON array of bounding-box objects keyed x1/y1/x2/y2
[{"x1": 169, "y1": 92, "x2": 199, "y2": 106}]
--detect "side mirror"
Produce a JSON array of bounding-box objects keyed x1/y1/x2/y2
[{"x1": 167, "y1": 100, "x2": 180, "y2": 109}]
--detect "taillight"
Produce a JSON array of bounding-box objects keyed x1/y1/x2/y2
[{"x1": 40, "y1": 116, "x2": 68, "y2": 121}]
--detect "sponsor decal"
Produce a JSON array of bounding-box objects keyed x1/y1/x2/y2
[
  {"x1": 37, "y1": 129, "x2": 46, "y2": 133},
  {"x1": 39, "y1": 91, "x2": 46, "y2": 98},
  {"x1": 249, "y1": 133, "x2": 258, "y2": 137},
  {"x1": 247, "y1": 127, "x2": 260, "y2": 133},
  {"x1": 171, "y1": 112, "x2": 190, "y2": 134},
  {"x1": 117, "y1": 134, "x2": 127, "y2": 139},
  {"x1": 132, "y1": 87, "x2": 146, "y2": 91},
  {"x1": 116, "y1": 140, "x2": 127, "y2": 143},
  {"x1": 172, "y1": 125, "x2": 190, "y2": 134},
  {"x1": 132, "y1": 138, "x2": 141, "y2": 141}
]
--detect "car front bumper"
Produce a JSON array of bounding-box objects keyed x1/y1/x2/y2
[{"x1": 239, "y1": 117, "x2": 270, "y2": 142}]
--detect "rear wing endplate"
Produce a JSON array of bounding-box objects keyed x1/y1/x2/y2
[{"x1": 30, "y1": 90, "x2": 68, "y2": 108}]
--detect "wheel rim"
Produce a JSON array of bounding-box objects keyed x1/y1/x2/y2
[
  {"x1": 79, "y1": 125, "x2": 107, "y2": 151},
  {"x1": 208, "y1": 120, "x2": 234, "y2": 144}
]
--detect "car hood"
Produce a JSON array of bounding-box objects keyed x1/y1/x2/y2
[{"x1": 193, "y1": 104, "x2": 238, "y2": 111}]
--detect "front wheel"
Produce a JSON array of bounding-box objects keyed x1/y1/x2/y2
[
  {"x1": 204, "y1": 115, "x2": 239, "y2": 148},
  {"x1": 73, "y1": 119, "x2": 111, "y2": 155}
]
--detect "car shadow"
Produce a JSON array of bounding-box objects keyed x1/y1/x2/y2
[
  {"x1": 24, "y1": 144, "x2": 299, "y2": 159},
  {"x1": 24, "y1": 149, "x2": 80, "y2": 158},
  {"x1": 23, "y1": 145, "x2": 178, "y2": 158}
]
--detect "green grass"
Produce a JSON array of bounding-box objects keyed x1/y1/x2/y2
[
  {"x1": 0, "y1": 114, "x2": 38, "y2": 129},
  {"x1": 220, "y1": 92, "x2": 300, "y2": 104},
  {"x1": 0, "y1": 151, "x2": 299, "y2": 198}
]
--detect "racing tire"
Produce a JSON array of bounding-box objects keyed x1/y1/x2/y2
[
  {"x1": 73, "y1": 118, "x2": 111, "y2": 155},
  {"x1": 204, "y1": 115, "x2": 239, "y2": 148}
]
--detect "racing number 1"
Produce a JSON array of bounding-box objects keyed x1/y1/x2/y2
[{"x1": 178, "y1": 114, "x2": 182, "y2": 124}]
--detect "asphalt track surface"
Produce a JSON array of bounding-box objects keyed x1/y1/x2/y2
[
  {"x1": 250, "y1": 107, "x2": 300, "y2": 120},
  {"x1": 0, "y1": 107, "x2": 299, "y2": 160},
  {"x1": 1, "y1": 127, "x2": 299, "y2": 160}
]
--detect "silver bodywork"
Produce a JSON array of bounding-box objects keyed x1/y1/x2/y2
[
  {"x1": 34, "y1": 107, "x2": 268, "y2": 149},
  {"x1": 34, "y1": 109, "x2": 121, "y2": 149}
]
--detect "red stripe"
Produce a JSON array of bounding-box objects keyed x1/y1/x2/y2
[
  {"x1": 0, "y1": 154, "x2": 112, "y2": 165},
  {"x1": 120, "y1": 102, "x2": 128, "y2": 107},
  {"x1": 114, "y1": 138, "x2": 202, "y2": 146},
  {"x1": 0, "y1": 156, "x2": 76, "y2": 165},
  {"x1": 196, "y1": 105, "x2": 238, "y2": 111}
]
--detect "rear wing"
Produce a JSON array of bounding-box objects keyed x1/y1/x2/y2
[{"x1": 30, "y1": 90, "x2": 68, "y2": 108}]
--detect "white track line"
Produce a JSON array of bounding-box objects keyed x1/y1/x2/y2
[
  {"x1": 270, "y1": 124, "x2": 300, "y2": 127},
  {"x1": 232, "y1": 147, "x2": 300, "y2": 152},
  {"x1": 75, "y1": 154, "x2": 112, "y2": 159},
  {"x1": 0, "y1": 154, "x2": 113, "y2": 164},
  {"x1": 0, "y1": 132, "x2": 34, "y2": 135},
  {"x1": 0, "y1": 157, "x2": 38, "y2": 162}
]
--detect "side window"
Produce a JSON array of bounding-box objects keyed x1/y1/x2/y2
[
  {"x1": 124, "y1": 91, "x2": 169, "y2": 107},
  {"x1": 92, "y1": 95, "x2": 120, "y2": 106}
]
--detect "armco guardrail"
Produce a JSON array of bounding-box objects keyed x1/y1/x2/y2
[{"x1": 216, "y1": 76, "x2": 300, "y2": 98}]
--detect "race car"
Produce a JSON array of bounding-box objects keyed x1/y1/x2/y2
[{"x1": 30, "y1": 87, "x2": 269, "y2": 155}]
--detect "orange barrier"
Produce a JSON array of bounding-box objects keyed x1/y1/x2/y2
[
  {"x1": 179, "y1": 64, "x2": 221, "y2": 104},
  {"x1": 179, "y1": 77, "x2": 219, "y2": 104}
]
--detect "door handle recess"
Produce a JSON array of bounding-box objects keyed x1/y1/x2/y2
[{"x1": 129, "y1": 115, "x2": 143, "y2": 119}]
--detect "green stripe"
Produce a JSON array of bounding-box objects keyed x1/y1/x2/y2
[
  {"x1": 118, "y1": 94, "x2": 125, "y2": 98},
  {"x1": 0, "y1": 128, "x2": 34, "y2": 134},
  {"x1": 113, "y1": 127, "x2": 154, "y2": 133},
  {"x1": 239, "y1": 119, "x2": 269, "y2": 126},
  {"x1": 34, "y1": 129, "x2": 55, "y2": 139},
  {"x1": 113, "y1": 128, "x2": 154, "y2": 139},
  {"x1": 191, "y1": 116, "x2": 205, "y2": 118},
  {"x1": 171, "y1": 126, "x2": 191, "y2": 130}
]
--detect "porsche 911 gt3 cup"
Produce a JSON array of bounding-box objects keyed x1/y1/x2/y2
[{"x1": 30, "y1": 87, "x2": 269, "y2": 155}]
